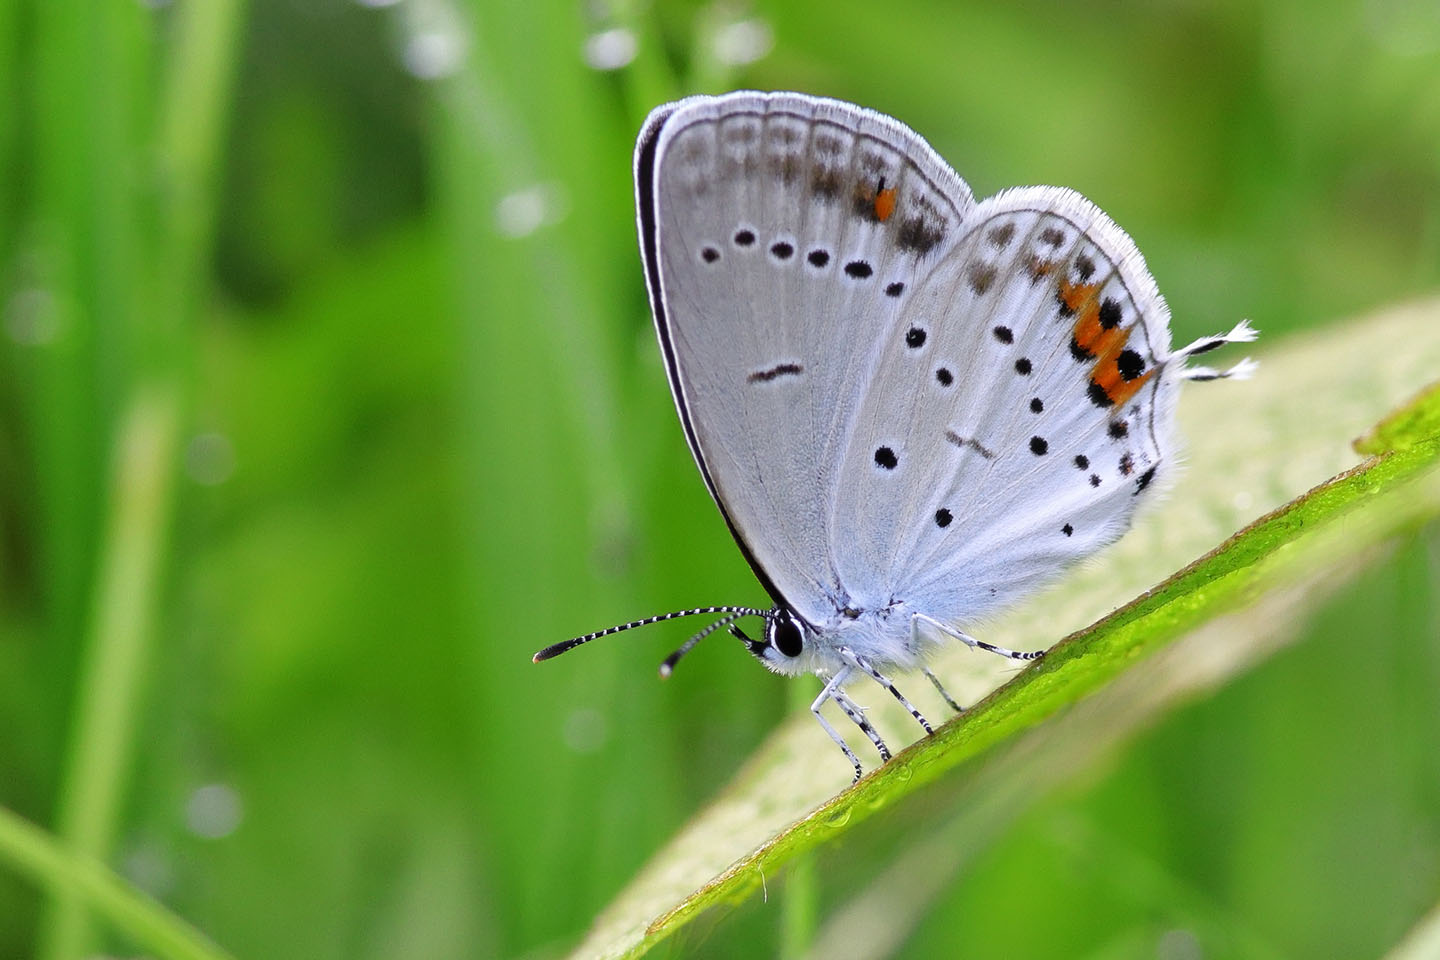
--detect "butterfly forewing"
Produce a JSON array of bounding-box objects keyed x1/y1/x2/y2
[{"x1": 638, "y1": 92, "x2": 975, "y2": 624}]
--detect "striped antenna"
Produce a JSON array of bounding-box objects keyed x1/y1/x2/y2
[
  {"x1": 533, "y1": 606, "x2": 770, "y2": 663},
  {"x1": 658, "y1": 612, "x2": 752, "y2": 678}
]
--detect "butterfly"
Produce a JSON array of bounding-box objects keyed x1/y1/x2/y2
[{"x1": 535, "y1": 91, "x2": 1255, "y2": 781}]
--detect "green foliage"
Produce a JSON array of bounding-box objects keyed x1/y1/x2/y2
[
  {"x1": 0, "y1": 806, "x2": 232, "y2": 960},
  {"x1": 1, "y1": 1, "x2": 1438, "y2": 958}
]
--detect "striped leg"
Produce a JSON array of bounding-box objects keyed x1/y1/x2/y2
[
  {"x1": 810, "y1": 667, "x2": 863, "y2": 782},
  {"x1": 913, "y1": 613, "x2": 1045, "y2": 663},
  {"x1": 840, "y1": 648, "x2": 932, "y2": 736},
  {"x1": 923, "y1": 667, "x2": 965, "y2": 714},
  {"x1": 831, "y1": 688, "x2": 892, "y2": 762}
]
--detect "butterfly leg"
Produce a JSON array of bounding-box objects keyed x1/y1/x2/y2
[
  {"x1": 913, "y1": 613, "x2": 1045, "y2": 662},
  {"x1": 922, "y1": 667, "x2": 965, "y2": 714},
  {"x1": 811, "y1": 666, "x2": 864, "y2": 782},
  {"x1": 831, "y1": 688, "x2": 892, "y2": 763},
  {"x1": 839, "y1": 648, "x2": 932, "y2": 736}
]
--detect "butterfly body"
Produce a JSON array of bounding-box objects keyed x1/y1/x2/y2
[
  {"x1": 539, "y1": 91, "x2": 1255, "y2": 780},
  {"x1": 748, "y1": 601, "x2": 933, "y2": 677}
]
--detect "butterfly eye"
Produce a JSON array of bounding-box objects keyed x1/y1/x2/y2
[{"x1": 771, "y1": 616, "x2": 804, "y2": 658}]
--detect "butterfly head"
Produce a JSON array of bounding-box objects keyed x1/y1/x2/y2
[{"x1": 743, "y1": 606, "x2": 814, "y2": 676}]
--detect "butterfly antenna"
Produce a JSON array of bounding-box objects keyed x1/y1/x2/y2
[
  {"x1": 533, "y1": 606, "x2": 769, "y2": 663},
  {"x1": 658, "y1": 611, "x2": 763, "y2": 677}
]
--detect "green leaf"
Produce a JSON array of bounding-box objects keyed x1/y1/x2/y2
[
  {"x1": 0, "y1": 806, "x2": 234, "y2": 960},
  {"x1": 1357, "y1": 381, "x2": 1440, "y2": 455},
  {"x1": 563, "y1": 299, "x2": 1440, "y2": 959}
]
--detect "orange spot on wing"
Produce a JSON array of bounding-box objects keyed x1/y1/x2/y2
[
  {"x1": 1059, "y1": 278, "x2": 1101, "y2": 316},
  {"x1": 1092, "y1": 356, "x2": 1124, "y2": 398},
  {"x1": 874, "y1": 184, "x2": 897, "y2": 222},
  {"x1": 1106, "y1": 367, "x2": 1156, "y2": 407},
  {"x1": 1061, "y1": 277, "x2": 1161, "y2": 406},
  {"x1": 1066, "y1": 282, "x2": 1111, "y2": 357},
  {"x1": 1080, "y1": 317, "x2": 1128, "y2": 358},
  {"x1": 1091, "y1": 327, "x2": 1128, "y2": 371},
  {"x1": 1090, "y1": 330, "x2": 1156, "y2": 406}
]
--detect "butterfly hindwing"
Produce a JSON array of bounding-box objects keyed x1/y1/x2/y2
[{"x1": 829, "y1": 187, "x2": 1178, "y2": 623}]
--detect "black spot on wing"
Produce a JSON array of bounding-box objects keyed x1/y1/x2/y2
[
  {"x1": 1117, "y1": 349, "x2": 1145, "y2": 380},
  {"x1": 747, "y1": 363, "x2": 804, "y2": 384},
  {"x1": 944, "y1": 430, "x2": 995, "y2": 459},
  {"x1": 1098, "y1": 298, "x2": 1123, "y2": 329},
  {"x1": 1087, "y1": 380, "x2": 1114, "y2": 408}
]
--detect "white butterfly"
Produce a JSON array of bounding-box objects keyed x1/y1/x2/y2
[{"x1": 536, "y1": 91, "x2": 1255, "y2": 781}]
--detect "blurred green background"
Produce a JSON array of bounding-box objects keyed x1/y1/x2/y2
[{"x1": 1, "y1": 0, "x2": 1439, "y2": 957}]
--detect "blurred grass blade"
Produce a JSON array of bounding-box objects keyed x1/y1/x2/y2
[
  {"x1": 0, "y1": 806, "x2": 234, "y2": 960},
  {"x1": 412, "y1": 0, "x2": 630, "y2": 530},
  {"x1": 151, "y1": 0, "x2": 250, "y2": 345},
  {"x1": 562, "y1": 299, "x2": 1440, "y2": 959},
  {"x1": 39, "y1": 388, "x2": 181, "y2": 958},
  {"x1": 36, "y1": 0, "x2": 247, "y2": 956}
]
